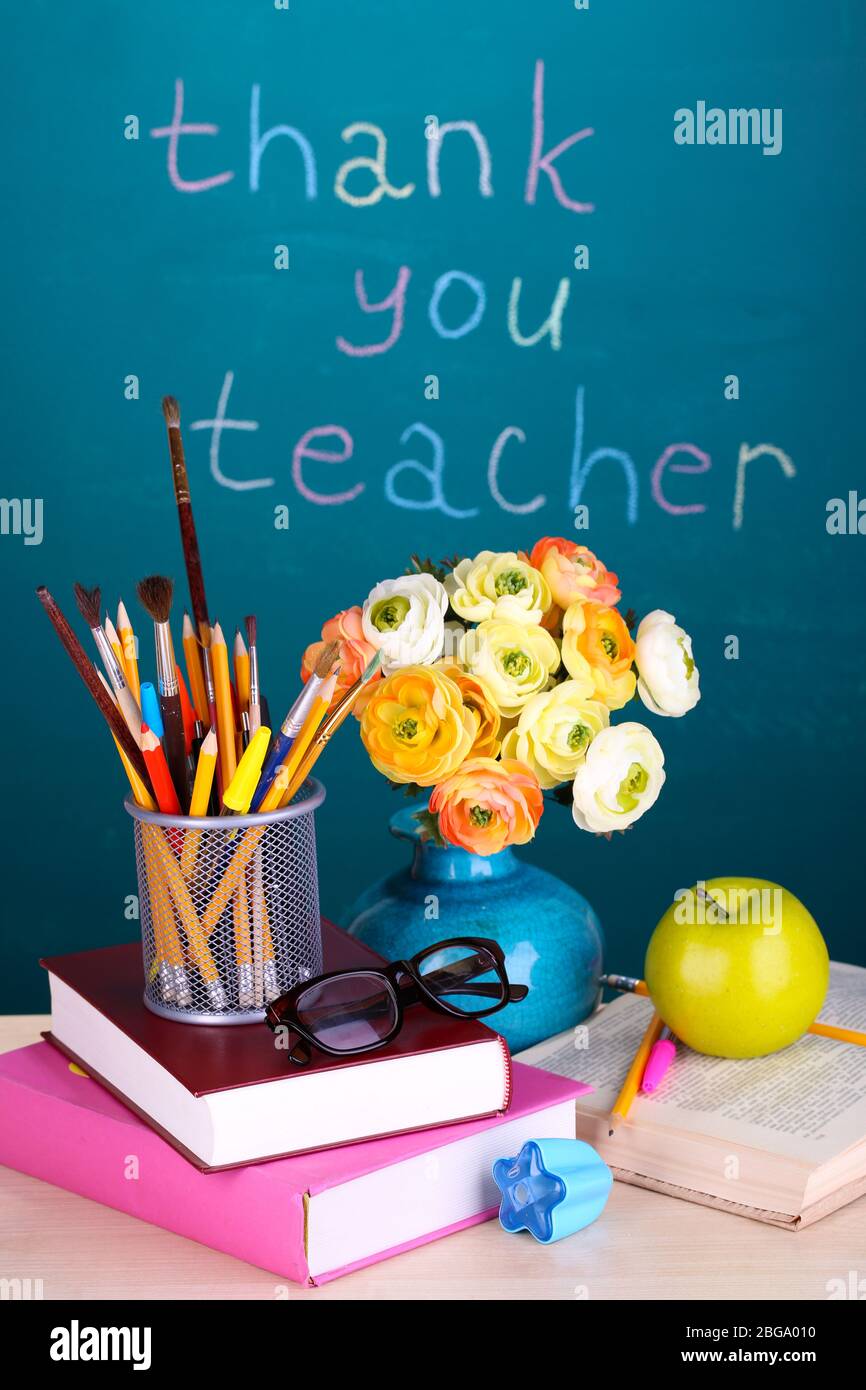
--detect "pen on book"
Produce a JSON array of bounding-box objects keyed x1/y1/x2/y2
[{"x1": 640, "y1": 1025, "x2": 676, "y2": 1093}]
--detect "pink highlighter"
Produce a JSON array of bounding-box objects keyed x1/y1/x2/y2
[{"x1": 640, "y1": 1026, "x2": 676, "y2": 1093}]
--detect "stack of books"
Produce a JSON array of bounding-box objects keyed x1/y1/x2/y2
[{"x1": 0, "y1": 922, "x2": 584, "y2": 1286}]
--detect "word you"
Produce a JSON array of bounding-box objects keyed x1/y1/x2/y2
[
  {"x1": 0, "y1": 497, "x2": 42, "y2": 546},
  {"x1": 50, "y1": 1320, "x2": 151, "y2": 1372},
  {"x1": 191, "y1": 374, "x2": 794, "y2": 530},
  {"x1": 674, "y1": 102, "x2": 782, "y2": 157},
  {"x1": 146, "y1": 62, "x2": 594, "y2": 212}
]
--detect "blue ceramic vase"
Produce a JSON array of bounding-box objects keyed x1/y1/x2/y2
[{"x1": 341, "y1": 806, "x2": 604, "y2": 1052}]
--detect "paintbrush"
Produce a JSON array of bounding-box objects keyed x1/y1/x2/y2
[
  {"x1": 278, "y1": 650, "x2": 382, "y2": 806},
  {"x1": 245, "y1": 614, "x2": 262, "y2": 735},
  {"x1": 136, "y1": 575, "x2": 189, "y2": 807},
  {"x1": 162, "y1": 395, "x2": 222, "y2": 786},
  {"x1": 35, "y1": 585, "x2": 151, "y2": 788},
  {"x1": 252, "y1": 641, "x2": 339, "y2": 810},
  {"x1": 73, "y1": 584, "x2": 142, "y2": 746}
]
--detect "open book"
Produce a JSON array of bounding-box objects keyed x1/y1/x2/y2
[{"x1": 517, "y1": 962, "x2": 866, "y2": 1229}]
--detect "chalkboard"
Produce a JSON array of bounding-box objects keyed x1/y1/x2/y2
[{"x1": 3, "y1": 0, "x2": 865, "y2": 1010}]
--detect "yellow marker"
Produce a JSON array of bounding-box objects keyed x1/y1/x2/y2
[
  {"x1": 182, "y1": 611, "x2": 209, "y2": 723},
  {"x1": 234, "y1": 629, "x2": 250, "y2": 713},
  {"x1": 117, "y1": 600, "x2": 141, "y2": 704},
  {"x1": 210, "y1": 622, "x2": 237, "y2": 794},
  {"x1": 223, "y1": 726, "x2": 271, "y2": 814}
]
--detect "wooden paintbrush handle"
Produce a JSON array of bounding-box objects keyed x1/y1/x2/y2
[
  {"x1": 160, "y1": 693, "x2": 190, "y2": 809},
  {"x1": 36, "y1": 586, "x2": 152, "y2": 789}
]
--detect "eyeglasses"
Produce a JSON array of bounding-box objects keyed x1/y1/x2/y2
[{"x1": 265, "y1": 936, "x2": 527, "y2": 1066}]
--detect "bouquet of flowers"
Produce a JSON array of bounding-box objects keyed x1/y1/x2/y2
[{"x1": 300, "y1": 537, "x2": 700, "y2": 856}]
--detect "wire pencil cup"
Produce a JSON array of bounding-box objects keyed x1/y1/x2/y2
[{"x1": 126, "y1": 780, "x2": 325, "y2": 1024}]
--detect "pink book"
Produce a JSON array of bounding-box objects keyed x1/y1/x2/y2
[{"x1": 0, "y1": 1042, "x2": 587, "y2": 1286}]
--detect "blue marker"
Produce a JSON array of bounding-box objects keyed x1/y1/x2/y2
[{"x1": 140, "y1": 681, "x2": 164, "y2": 740}]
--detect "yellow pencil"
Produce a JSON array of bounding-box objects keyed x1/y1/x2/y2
[
  {"x1": 181, "y1": 728, "x2": 218, "y2": 880},
  {"x1": 234, "y1": 628, "x2": 250, "y2": 714},
  {"x1": 259, "y1": 671, "x2": 338, "y2": 812},
  {"x1": 210, "y1": 622, "x2": 237, "y2": 795},
  {"x1": 609, "y1": 1011, "x2": 665, "y2": 1135},
  {"x1": 604, "y1": 976, "x2": 866, "y2": 1050},
  {"x1": 182, "y1": 611, "x2": 209, "y2": 723},
  {"x1": 117, "y1": 600, "x2": 141, "y2": 704}
]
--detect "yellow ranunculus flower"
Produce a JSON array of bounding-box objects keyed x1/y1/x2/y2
[
  {"x1": 500, "y1": 680, "x2": 610, "y2": 789},
  {"x1": 445, "y1": 551, "x2": 552, "y2": 627},
  {"x1": 437, "y1": 664, "x2": 502, "y2": 758},
  {"x1": 459, "y1": 619, "x2": 561, "y2": 719},
  {"x1": 360, "y1": 666, "x2": 475, "y2": 786},
  {"x1": 561, "y1": 601, "x2": 637, "y2": 711}
]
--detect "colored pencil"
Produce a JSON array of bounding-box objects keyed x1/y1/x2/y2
[
  {"x1": 210, "y1": 622, "x2": 237, "y2": 795},
  {"x1": 35, "y1": 586, "x2": 151, "y2": 788},
  {"x1": 116, "y1": 599, "x2": 141, "y2": 703},
  {"x1": 73, "y1": 583, "x2": 142, "y2": 747},
  {"x1": 234, "y1": 629, "x2": 250, "y2": 713},
  {"x1": 609, "y1": 1011, "x2": 665, "y2": 1135},
  {"x1": 182, "y1": 611, "x2": 208, "y2": 723},
  {"x1": 140, "y1": 723, "x2": 181, "y2": 816}
]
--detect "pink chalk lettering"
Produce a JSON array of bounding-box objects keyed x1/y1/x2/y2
[
  {"x1": 487, "y1": 427, "x2": 546, "y2": 513},
  {"x1": 150, "y1": 79, "x2": 234, "y2": 193},
  {"x1": 336, "y1": 267, "x2": 411, "y2": 357},
  {"x1": 291, "y1": 426, "x2": 362, "y2": 505},
  {"x1": 524, "y1": 60, "x2": 594, "y2": 213},
  {"x1": 651, "y1": 443, "x2": 711, "y2": 515},
  {"x1": 190, "y1": 372, "x2": 270, "y2": 491},
  {"x1": 249, "y1": 85, "x2": 317, "y2": 196}
]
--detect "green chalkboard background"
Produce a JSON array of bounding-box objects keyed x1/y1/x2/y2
[{"x1": 3, "y1": 0, "x2": 865, "y2": 1010}]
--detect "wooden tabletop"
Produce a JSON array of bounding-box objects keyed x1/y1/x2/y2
[{"x1": 1, "y1": 1015, "x2": 863, "y2": 1301}]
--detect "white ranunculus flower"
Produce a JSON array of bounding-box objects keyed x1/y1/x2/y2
[
  {"x1": 572, "y1": 722, "x2": 665, "y2": 833},
  {"x1": 445, "y1": 551, "x2": 551, "y2": 626},
  {"x1": 634, "y1": 610, "x2": 700, "y2": 718},
  {"x1": 361, "y1": 573, "x2": 448, "y2": 674}
]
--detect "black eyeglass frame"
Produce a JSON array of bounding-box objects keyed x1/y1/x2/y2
[{"x1": 265, "y1": 936, "x2": 528, "y2": 1066}]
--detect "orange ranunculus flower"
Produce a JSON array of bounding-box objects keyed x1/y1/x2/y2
[
  {"x1": 429, "y1": 757, "x2": 544, "y2": 856},
  {"x1": 360, "y1": 666, "x2": 475, "y2": 786},
  {"x1": 437, "y1": 664, "x2": 501, "y2": 758},
  {"x1": 301, "y1": 606, "x2": 380, "y2": 715},
  {"x1": 561, "y1": 602, "x2": 636, "y2": 711},
  {"x1": 529, "y1": 537, "x2": 621, "y2": 610}
]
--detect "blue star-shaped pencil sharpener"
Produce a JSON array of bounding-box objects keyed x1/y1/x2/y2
[{"x1": 493, "y1": 1138, "x2": 612, "y2": 1244}]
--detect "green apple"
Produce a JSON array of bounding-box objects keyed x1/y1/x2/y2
[{"x1": 644, "y1": 877, "x2": 829, "y2": 1058}]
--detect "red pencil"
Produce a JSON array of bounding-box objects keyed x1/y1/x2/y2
[{"x1": 141, "y1": 723, "x2": 181, "y2": 815}]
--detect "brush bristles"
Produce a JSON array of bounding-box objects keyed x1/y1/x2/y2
[
  {"x1": 314, "y1": 640, "x2": 340, "y2": 679},
  {"x1": 136, "y1": 574, "x2": 174, "y2": 625},
  {"x1": 73, "y1": 582, "x2": 102, "y2": 630},
  {"x1": 244, "y1": 614, "x2": 257, "y2": 648},
  {"x1": 162, "y1": 396, "x2": 180, "y2": 427}
]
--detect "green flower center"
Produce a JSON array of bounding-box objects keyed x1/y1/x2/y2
[
  {"x1": 501, "y1": 648, "x2": 531, "y2": 678},
  {"x1": 678, "y1": 637, "x2": 695, "y2": 679},
  {"x1": 616, "y1": 762, "x2": 648, "y2": 812},
  {"x1": 567, "y1": 722, "x2": 590, "y2": 751},
  {"x1": 371, "y1": 595, "x2": 410, "y2": 632},
  {"x1": 600, "y1": 632, "x2": 618, "y2": 661},
  {"x1": 495, "y1": 568, "x2": 527, "y2": 596},
  {"x1": 469, "y1": 804, "x2": 493, "y2": 827},
  {"x1": 393, "y1": 716, "x2": 419, "y2": 742}
]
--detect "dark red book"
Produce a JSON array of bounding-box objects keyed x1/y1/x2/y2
[{"x1": 41, "y1": 922, "x2": 511, "y2": 1171}]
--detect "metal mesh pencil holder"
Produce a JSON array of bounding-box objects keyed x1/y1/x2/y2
[{"x1": 125, "y1": 779, "x2": 325, "y2": 1025}]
